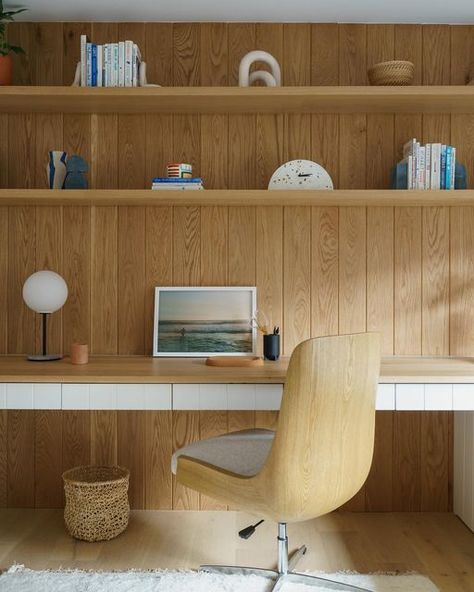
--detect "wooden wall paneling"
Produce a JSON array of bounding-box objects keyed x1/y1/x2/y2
[
  {"x1": 200, "y1": 206, "x2": 228, "y2": 285},
  {"x1": 338, "y1": 206, "x2": 367, "y2": 511},
  {"x1": 201, "y1": 23, "x2": 228, "y2": 86},
  {"x1": 452, "y1": 114, "x2": 474, "y2": 191},
  {"x1": 338, "y1": 24, "x2": 367, "y2": 85},
  {"x1": 62, "y1": 411, "x2": 91, "y2": 472},
  {"x1": 90, "y1": 410, "x2": 117, "y2": 466},
  {"x1": 311, "y1": 207, "x2": 338, "y2": 337},
  {"x1": 172, "y1": 411, "x2": 200, "y2": 509},
  {"x1": 422, "y1": 207, "x2": 449, "y2": 356},
  {"x1": 0, "y1": 411, "x2": 6, "y2": 507},
  {"x1": 311, "y1": 24, "x2": 339, "y2": 86},
  {"x1": 145, "y1": 23, "x2": 174, "y2": 86},
  {"x1": 421, "y1": 412, "x2": 450, "y2": 511},
  {"x1": 35, "y1": 114, "x2": 63, "y2": 189},
  {"x1": 283, "y1": 207, "x2": 311, "y2": 355},
  {"x1": 63, "y1": 114, "x2": 91, "y2": 189},
  {"x1": 145, "y1": 114, "x2": 173, "y2": 187},
  {"x1": 7, "y1": 207, "x2": 35, "y2": 354},
  {"x1": 256, "y1": 207, "x2": 283, "y2": 341},
  {"x1": 199, "y1": 410, "x2": 228, "y2": 510},
  {"x1": 228, "y1": 23, "x2": 256, "y2": 86},
  {"x1": 34, "y1": 410, "x2": 63, "y2": 508},
  {"x1": 255, "y1": 411, "x2": 279, "y2": 431},
  {"x1": 256, "y1": 114, "x2": 283, "y2": 189},
  {"x1": 35, "y1": 23, "x2": 63, "y2": 85},
  {"x1": 7, "y1": 22, "x2": 36, "y2": 85},
  {"x1": 91, "y1": 207, "x2": 118, "y2": 354},
  {"x1": 145, "y1": 207, "x2": 173, "y2": 354},
  {"x1": 255, "y1": 24, "x2": 283, "y2": 79},
  {"x1": 450, "y1": 25, "x2": 474, "y2": 85},
  {"x1": 339, "y1": 115, "x2": 366, "y2": 189},
  {"x1": 0, "y1": 115, "x2": 8, "y2": 188},
  {"x1": 35, "y1": 207, "x2": 63, "y2": 355},
  {"x1": 422, "y1": 25, "x2": 451, "y2": 85},
  {"x1": 229, "y1": 115, "x2": 256, "y2": 189},
  {"x1": 118, "y1": 207, "x2": 146, "y2": 355},
  {"x1": 145, "y1": 411, "x2": 173, "y2": 509},
  {"x1": 173, "y1": 115, "x2": 201, "y2": 182},
  {"x1": 8, "y1": 114, "x2": 35, "y2": 188},
  {"x1": 173, "y1": 23, "x2": 201, "y2": 86},
  {"x1": 394, "y1": 25, "x2": 423, "y2": 85},
  {"x1": 201, "y1": 115, "x2": 228, "y2": 189},
  {"x1": 62, "y1": 207, "x2": 90, "y2": 353},
  {"x1": 311, "y1": 115, "x2": 339, "y2": 189},
  {"x1": 173, "y1": 207, "x2": 201, "y2": 286},
  {"x1": 365, "y1": 412, "x2": 394, "y2": 511},
  {"x1": 394, "y1": 208, "x2": 422, "y2": 355},
  {"x1": 367, "y1": 207, "x2": 394, "y2": 354},
  {"x1": 63, "y1": 23, "x2": 91, "y2": 85},
  {"x1": 7, "y1": 410, "x2": 35, "y2": 508},
  {"x1": 393, "y1": 412, "x2": 421, "y2": 511},
  {"x1": 228, "y1": 207, "x2": 256, "y2": 286},
  {"x1": 117, "y1": 411, "x2": 146, "y2": 509},
  {"x1": 450, "y1": 207, "x2": 474, "y2": 355},
  {"x1": 0, "y1": 208, "x2": 8, "y2": 353},
  {"x1": 228, "y1": 411, "x2": 256, "y2": 433}
]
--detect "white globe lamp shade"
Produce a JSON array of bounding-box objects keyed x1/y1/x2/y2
[{"x1": 22, "y1": 271, "x2": 68, "y2": 314}]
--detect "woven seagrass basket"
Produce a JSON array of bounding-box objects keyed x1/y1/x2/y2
[
  {"x1": 368, "y1": 60, "x2": 415, "y2": 86},
  {"x1": 63, "y1": 465, "x2": 130, "y2": 542}
]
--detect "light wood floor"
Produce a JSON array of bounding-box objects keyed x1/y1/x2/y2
[{"x1": 0, "y1": 510, "x2": 473, "y2": 591}]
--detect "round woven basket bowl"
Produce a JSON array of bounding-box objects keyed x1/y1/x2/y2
[
  {"x1": 63, "y1": 465, "x2": 130, "y2": 542},
  {"x1": 368, "y1": 60, "x2": 415, "y2": 86}
]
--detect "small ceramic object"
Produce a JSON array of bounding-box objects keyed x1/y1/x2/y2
[
  {"x1": 47, "y1": 151, "x2": 67, "y2": 189},
  {"x1": 64, "y1": 155, "x2": 89, "y2": 189},
  {"x1": 238, "y1": 50, "x2": 281, "y2": 87},
  {"x1": 70, "y1": 343, "x2": 89, "y2": 365},
  {"x1": 263, "y1": 334, "x2": 280, "y2": 361},
  {"x1": 268, "y1": 159, "x2": 333, "y2": 190},
  {"x1": 167, "y1": 163, "x2": 193, "y2": 178}
]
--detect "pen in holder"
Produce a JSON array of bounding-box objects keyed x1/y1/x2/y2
[{"x1": 263, "y1": 327, "x2": 280, "y2": 361}]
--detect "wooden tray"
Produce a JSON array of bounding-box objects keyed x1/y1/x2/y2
[{"x1": 205, "y1": 356, "x2": 264, "y2": 367}]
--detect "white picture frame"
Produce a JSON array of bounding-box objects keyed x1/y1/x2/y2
[{"x1": 153, "y1": 287, "x2": 257, "y2": 357}]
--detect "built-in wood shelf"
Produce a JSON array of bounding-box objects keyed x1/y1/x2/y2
[
  {"x1": 0, "y1": 189, "x2": 474, "y2": 207},
  {"x1": 1, "y1": 85, "x2": 474, "y2": 114}
]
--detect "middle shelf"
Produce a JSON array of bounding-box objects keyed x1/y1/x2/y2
[{"x1": 0, "y1": 189, "x2": 473, "y2": 207}]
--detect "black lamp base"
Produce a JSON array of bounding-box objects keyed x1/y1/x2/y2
[{"x1": 27, "y1": 354, "x2": 63, "y2": 362}]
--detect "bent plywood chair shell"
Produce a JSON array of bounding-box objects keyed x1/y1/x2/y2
[{"x1": 177, "y1": 332, "x2": 381, "y2": 523}]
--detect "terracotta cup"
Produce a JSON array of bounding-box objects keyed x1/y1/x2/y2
[
  {"x1": 0, "y1": 54, "x2": 13, "y2": 86},
  {"x1": 70, "y1": 343, "x2": 89, "y2": 365}
]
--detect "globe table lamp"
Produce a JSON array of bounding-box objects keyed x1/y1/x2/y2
[{"x1": 22, "y1": 270, "x2": 68, "y2": 362}]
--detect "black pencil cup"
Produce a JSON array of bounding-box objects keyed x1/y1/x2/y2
[{"x1": 263, "y1": 334, "x2": 280, "y2": 361}]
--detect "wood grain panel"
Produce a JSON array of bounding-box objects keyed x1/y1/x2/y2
[
  {"x1": 7, "y1": 410, "x2": 35, "y2": 508},
  {"x1": 173, "y1": 115, "x2": 201, "y2": 181},
  {"x1": 393, "y1": 412, "x2": 421, "y2": 511},
  {"x1": 8, "y1": 207, "x2": 35, "y2": 355},
  {"x1": 0, "y1": 410, "x2": 7, "y2": 506},
  {"x1": 199, "y1": 410, "x2": 228, "y2": 510},
  {"x1": 8, "y1": 115, "x2": 35, "y2": 188},
  {"x1": 283, "y1": 207, "x2": 311, "y2": 354},
  {"x1": 145, "y1": 411, "x2": 173, "y2": 509},
  {"x1": 366, "y1": 412, "x2": 393, "y2": 511},
  {"x1": 35, "y1": 23, "x2": 63, "y2": 85},
  {"x1": 201, "y1": 23, "x2": 228, "y2": 86},
  {"x1": 422, "y1": 25, "x2": 451, "y2": 85},
  {"x1": 229, "y1": 115, "x2": 256, "y2": 189},
  {"x1": 145, "y1": 24, "x2": 173, "y2": 86},
  {"x1": 283, "y1": 24, "x2": 311, "y2": 86},
  {"x1": 62, "y1": 207, "x2": 90, "y2": 353},
  {"x1": 450, "y1": 25, "x2": 474, "y2": 85},
  {"x1": 311, "y1": 207, "x2": 338, "y2": 337},
  {"x1": 63, "y1": 22, "x2": 91, "y2": 85},
  {"x1": 117, "y1": 411, "x2": 146, "y2": 509},
  {"x1": 200, "y1": 206, "x2": 228, "y2": 285},
  {"x1": 90, "y1": 410, "x2": 117, "y2": 465},
  {"x1": 35, "y1": 114, "x2": 63, "y2": 189},
  {"x1": 311, "y1": 24, "x2": 339, "y2": 86},
  {"x1": 367, "y1": 207, "x2": 394, "y2": 354},
  {"x1": 63, "y1": 114, "x2": 91, "y2": 181},
  {"x1": 421, "y1": 412, "x2": 450, "y2": 511},
  {"x1": 62, "y1": 411, "x2": 91, "y2": 472},
  {"x1": 34, "y1": 410, "x2": 62, "y2": 508},
  {"x1": 91, "y1": 207, "x2": 118, "y2": 354},
  {"x1": 338, "y1": 24, "x2": 367, "y2": 85},
  {"x1": 0, "y1": 208, "x2": 6, "y2": 354},
  {"x1": 91, "y1": 114, "x2": 118, "y2": 189},
  {"x1": 118, "y1": 207, "x2": 146, "y2": 355},
  {"x1": 172, "y1": 411, "x2": 200, "y2": 510},
  {"x1": 8, "y1": 22, "x2": 36, "y2": 85},
  {"x1": 145, "y1": 114, "x2": 173, "y2": 186},
  {"x1": 394, "y1": 25, "x2": 423, "y2": 85},
  {"x1": 311, "y1": 115, "x2": 339, "y2": 189},
  {"x1": 173, "y1": 23, "x2": 201, "y2": 86},
  {"x1": 173, "y1": 207, "x2": 200, "y2": 286},
  {"x1": 0, "y1": 115, "x2": 8, "y2": 189},
  {"x1": 118, "y1": 115, "x2": 146, "y2": 189},
  {"x1": 228, "y1": 207, "x2": 256, "y2": 286},
  {"x1": 201, "y1": 114, "x2": 228, "y2": 189},
  {"x1": 394, "y1": 208, "x2": 422, "y2": 355},
  {"x1": 255, "y1": 411, "x2": 279, "y2": 431},
  {"x1": 256, "y1": 114, "x2": 283, "y2": 189},
  {"x1": 227, "y1": 23, "x2": 255, "y2": 86},
  {"x1": 339, "y1": 115, "x2": 366, "y2": 189}
]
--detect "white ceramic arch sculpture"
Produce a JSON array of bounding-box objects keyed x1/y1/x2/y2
[{"x1": 239, "y1": 50, "x2": 281, "y2": 87}]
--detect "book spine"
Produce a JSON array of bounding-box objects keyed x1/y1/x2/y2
[
  {"x1": 450, "y1": 147, "x2": 456, "y2": 189},
  {"x1": 431, "y1": 143, "x2": 441, "y2": 190},
  {"x1": 107, "y1": 44, "x2": 113, "y2": 87},
  {"x1": 132, "y1": 44, "x2": 137, "y2": 87},
  {"x1": 125, "y1": 41, "x2": 133, "y2": 87},
  {"x1": 151, "y1": 177, "x2": 203, "y2": 183},
  {"x1": 417, "y1": 146, "x2": 425, "y2": 190},
  {"x1": 91, "y1": 44, "x2": 97, "y2": 87},
  {"x1": 96, "y1": 45, "x2": 103, "y2": 87},
  {"x1": 118, "y1": 41, "x2": 125, "y2": 87},
  {"x1": 113, "y1": 43, "x2": 119, "y2": 87},
  {"x1": 407, "y1": 155, "x2": 413, "y2": 190},
  {"x1": 80, "y1": 34, "x2": 88, "y2": 87},
  {"x1": 445, "y1": 146, "x2": 452, "y2": 190},
  {"x1": 425, "y1": 143, "x2": 431, "y2": 189},
  {"x1": 86, "y1": 42, "x2": 92, "y2": 86},
  {"x1": 440, "y1": 145, "x2": 447, "y2": 190}
]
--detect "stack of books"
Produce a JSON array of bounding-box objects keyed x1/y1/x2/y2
[
  {"x1": 80, "y1": 35, "x2": 141, "y2": 87},
  {"x1": 401, "y1": 138, "x2": 456, "y2": 190},
  {"x1": 151, "y1": 178, "x2": 204, "y2": 191}
]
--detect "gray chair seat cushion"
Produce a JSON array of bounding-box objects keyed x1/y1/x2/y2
[{"x1": 171, "y1": 428, "x2": 275, "y2": 477}]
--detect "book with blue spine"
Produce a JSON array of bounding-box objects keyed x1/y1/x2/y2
[
  {"x1": 440, "y1": 145, "x2": 447, "y2": 190},
  {"x1": 445, "y1": 146, "x2": 453, "y2": 190},
  {"x1": 80, "y1": 34, "x2": 89, "y2": 86},
  {"x1": 91, "y1": 44, "x2": 97, "y2": 87},
  {"x1": 86, "y1": 42, "x2": 93, "y2": 86},
  {"x1": 152, "y1": 177, "x2": 203, "y2": 183}
]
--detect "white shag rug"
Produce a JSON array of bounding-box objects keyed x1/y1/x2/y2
[{"x1": 0, "y1": 566, "x2": 439, "y2": 591}]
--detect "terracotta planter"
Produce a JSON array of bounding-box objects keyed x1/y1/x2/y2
[{"x1": 0, "y1": 54, "x2": 13, "y2": 85}]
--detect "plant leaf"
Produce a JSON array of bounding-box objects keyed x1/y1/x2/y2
[{"x1": 9, "y1": 44, "x2": 24, "y2": 54}]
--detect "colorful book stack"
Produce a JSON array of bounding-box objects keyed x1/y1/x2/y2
[
  {"x1": 80, "y1": 35, "x2": 141, "y2": 87},
  {"x1": 401, "y1": 138, "x2": 456, "y2": 190},
  {"x1": 151, "y1": 178, "x2": 204, "y2": 191}
]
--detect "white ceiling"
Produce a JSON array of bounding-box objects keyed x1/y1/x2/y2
[{"x1": 8, "y1": 0, "x2": 474, "y2": 23}]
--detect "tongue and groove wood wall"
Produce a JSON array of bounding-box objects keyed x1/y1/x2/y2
[{"x1": 1, "y1": 22, "x2": 474, "y2": 511}]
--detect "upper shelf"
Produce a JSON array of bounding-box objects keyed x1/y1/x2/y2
[
  {"x1": 1, "y1": 189, "x2": 474, "y2": 206},
  {"x1": 1, "y1": 86, "x2": 474, "y2": 114}
]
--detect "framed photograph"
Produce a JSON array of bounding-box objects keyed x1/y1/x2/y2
[{"x1": 153, "y1": 287, "x2": 257, "y2": 357}]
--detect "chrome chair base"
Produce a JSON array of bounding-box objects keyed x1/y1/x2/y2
[{"x1": 200, "y1": 523, "x2": 373, "y2": 592}]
